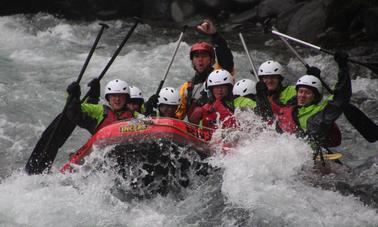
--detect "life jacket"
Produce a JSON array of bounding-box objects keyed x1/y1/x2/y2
[
  {"x1": 274, "y1": 103, "x2": 342, "y2": 147},
  {"x1": 268, "y1": 96, "x2": 282, "y2": 115},
  {"x1": 275, "y1": 105, "x2": 299, "y2": 134},
  {"x1": 234, "y1": 96, "x2": 256, "y2": 110},
  {"x1": 202, "y1": 100, "x2": 235, "y2": 129},
  {"x1": 96, "y1": 106, "x2": 133, "y2": 131}
]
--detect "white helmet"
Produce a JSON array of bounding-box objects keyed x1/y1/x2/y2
[
  {"x1": 258, "y1": 60, "x2": 283, "y2": 76},
  {"x1": 104, "y1": 79, "x2": 130, "y2": 100},
  {"x1": 233, "y1": 79, "x2": 256, "y2": 96},
  {"x1": 158, "y1": 87, "x2": 181, "y2": 105},
  {"x1": 207, "y1": 69, "x2": 234, "y2": 88},
  {"x1": 296, "y1": 75, "x2": 323, "y2": 95},
  {"x1": 129, "y1": 86, "x2": 143, "y2": 99}
]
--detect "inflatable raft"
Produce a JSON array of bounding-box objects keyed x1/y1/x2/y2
[{"x1": 60, "y1": 117, "x2": 213, "y2": 172}]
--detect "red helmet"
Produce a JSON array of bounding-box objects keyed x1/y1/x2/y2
[{"x1": 190, "y1": 41, "x2": 215, "y2": 60}]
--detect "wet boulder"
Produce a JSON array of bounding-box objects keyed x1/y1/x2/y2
[
  {"x1": 275, "y1": 2, "x2": 306, "y2": 33},
  {"x1": 141, "y1": 0, "x2": 171, "y2": 20},
  {"x1": 286, "y1": 0, "x2": 326, "y2": 42},
  {"x1": 257, "y1": 0, "x2": 295, "y2": 19},
  {"x1": 170, "y1": 0, "x2": 196, "y2": 22},
  {"x1": 364, "y1": 8, "x2": 378, "y2": 41}
]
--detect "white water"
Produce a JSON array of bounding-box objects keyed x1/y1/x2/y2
[{"x1": 0, "y1": 13, "x2": 378, "y2": 226}]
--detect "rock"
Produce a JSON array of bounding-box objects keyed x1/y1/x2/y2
[
  {"x1": 141, "y1": 0, "x2": 171, "y2": 20},
  {"x1": 229, "y1": 7, "x2": 258, "y2": 23},
  {"x1": 193, "y1": 0, "x2": 228, "y2": 8},
  {"x1": 192, "y1": 0, "x2": 231, "y2": 19},
  {"x1": 325, "y1": 0, "x2": 362, "y2": 32},
  {"x1": 364, "y1": 8, "x2": 378, "y2": 41},
  {"x1": 232, "y1": 0, "x2": 260, "y2": 3},
  {"x1": 275, "y1": 2, "x2": 305, "y2": 33},
  {"x1": 257, "y1": 0, "x2": 295, "y2": 19},
  {"x1": 170, "y1": 0, "x2": 195, "y2": 22},
  {"x1": 286, "y1": 0, "x2": 326, "y2": 42}
]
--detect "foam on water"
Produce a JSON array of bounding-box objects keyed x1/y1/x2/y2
[{"x1": 210, "y1": 113, "x2": 378, "y2": 226}]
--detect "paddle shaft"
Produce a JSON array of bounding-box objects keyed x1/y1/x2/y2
[
  {"x1": 76, "y1": 23, "x2": 110, "y2": 83},
  {"x1": 156, "y1": 26, "x2": 187, "y2": 95},
  {"x1": 271, "y1": 30, "x2": 378, "y2": 74},
  {"x1": 271, "y1": 27, "x2": 334, "y2": 94},
  {"x1": 82, "y1": 19, "x2": 141, "y2": 101},
  {"x1": 238, "y1": 33, "x2": 259, "y2": 81}
]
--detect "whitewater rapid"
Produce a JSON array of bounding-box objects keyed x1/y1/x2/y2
[{"x1": 0, "y1": 13, "x2": 378, "y2": 226}]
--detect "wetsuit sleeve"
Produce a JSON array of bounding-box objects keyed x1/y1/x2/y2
[
  {"x1": 78, "y1": 103, "x2": 105, "y2": 134},
  {"x1": 211, "y1": 32, "x2": 234, "y2": 73},
  {"x1": 307, "y1": 64, "x2": 351, "y2": 142}
]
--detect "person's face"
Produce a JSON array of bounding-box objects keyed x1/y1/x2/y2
[
  {"x1": 159, "y1": 104, "x2": 178, "y2": 118},
  {"x1": 126, "y1": 102, "x2": 141, "y2": 113},
  {"x1": 192, "y1": 51, "x2": 212, "y2": 73},
  {"x1": 261, "y1": 75, "x2": 281, "y2": 92},
  {"x1": 297, "y1": 87, "x2": 315, "y2": 106},
  {"x1": 212, "y1": 85, "x2": 229, "y2": 100},
  {"x1": 108, "y1": 94, "x2": 127, "y2": 111}
]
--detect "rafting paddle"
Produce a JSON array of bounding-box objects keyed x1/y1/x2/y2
[
  {"x1": 25, "y1": 23, "x2": 109, "y2": 175},
  {"x1": 269, "y1": 26, "x2": 378, "y2": 143},
  {"x1": 270, "y1": 29, "x2": 378, "y2": 75},
  {"x1": 238, "y1": 33, "x2": 259, "y2": 81},
  {"x1": 238, "y1": 32, "x2": 275, "y2": 120},
  {"x1": 155, "y1": 25, "x2": 187, "y2": 95},
  {"x1": 25, "y1": 19, "x2": 141, "y2": 175}
]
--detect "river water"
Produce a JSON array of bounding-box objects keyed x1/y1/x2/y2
[{"x1": 0, "y1": 13, "x2": 378, "y2": 226}]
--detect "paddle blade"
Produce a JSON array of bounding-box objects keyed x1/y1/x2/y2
[
  {"x1": 342, "y1": 103, "x2": 378, "y2": 143},
  {"x1": 25, "y1": 113, "x2": 77, "y2": 174}
]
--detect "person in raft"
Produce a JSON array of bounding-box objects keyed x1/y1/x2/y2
[
  {"x1": 127, "y1": 85, "x2": 146, "y2": 119},
  {"x1": 144, "y1": 87, "x2": 181, "y2": 118},
  {"x1": 233, "y1": 78, "x2": 257, "y2": 111},
  {"x1": 256, "y1": 51, "x2": 351, "y2": 148},
  {"x1": 175, "y1": 19, "x2": 234, "y2": 120},
  {"x1": 189, "y1": 69, "x2": 236, "y2": 130},
  {"x1": 65, "y1": 79, "x2": 133, "y2": 134}
]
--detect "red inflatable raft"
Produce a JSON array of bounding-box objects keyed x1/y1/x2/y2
[{"x1": 60, "y1": 117, "x2": 214, "y2": 173}]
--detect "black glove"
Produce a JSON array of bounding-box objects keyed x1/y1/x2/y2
[
  {"x1": 334, "y1": 51, "x2": 349, "y2": 68},
  {"x1": 66, "y1": 81, "x2": 81, "y2": 98},
  {"x1": 256, "y1": 81, "x2": 268, "y2": 97},
  {"x1": 87, "y1": 78, "x2": 100, "y2": 99},
  {"x1": 195, "y1": 91, "x2": 209, "y2": 106},
  {"x1": 144, "y1": 94, "x2": 159, "y2": 115},
  {"x1": 306, "y1": 66, "x2": 321, "y2": 78},
  {"x1": 65, "y1": 97, "x2": 81, "y2": 122}
]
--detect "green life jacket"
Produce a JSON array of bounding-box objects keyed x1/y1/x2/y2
[
  {"x1": 297, "y1": 96, "x2": 333, "y2": 131},
  {"x1": 278, "y1": 85, "x2": 297, "y2": 105},
  {"x1": 234, "y1": 96, "x2": 256, "y2": 109},
  {"x1": 81, "y1": 103, "x2": 105, "y2": 127}
]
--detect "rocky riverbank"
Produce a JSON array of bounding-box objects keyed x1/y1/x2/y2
[{"x1": 1, "y1": 0, "x2": 378, "y2": 44}]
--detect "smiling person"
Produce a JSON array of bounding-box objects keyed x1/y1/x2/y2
[
  {"x1": 65, "y1": 79, "x2": 133, "y2": 134},
  {"x1": 176, "y1": 19, "x2": 234, "y2": 120},
  {"x1": 127, "y1": 85, "x2": 146, "y2": 118},
  {"x1": 257, "y1": 60, "x2": 297, "y2": 112},
  {"x1": 270, "y1": 51, "x2": 351, "y2": 148},
  {"x1": 157, "y1": 87, "x2": 181, "y2": 118},
  {"x1": 233, "y1": 78, "x2": 257, "y2": 111}
]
